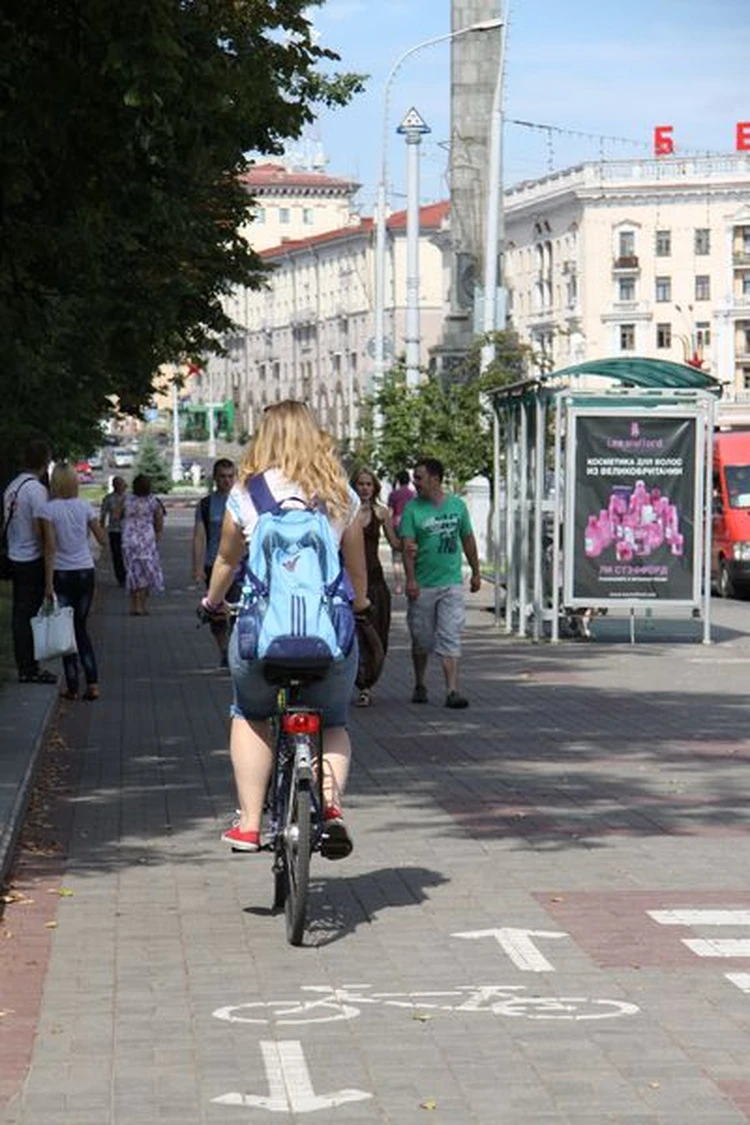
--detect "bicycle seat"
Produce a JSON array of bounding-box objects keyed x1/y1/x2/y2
[{"x1": 262, "y1": 657, "x2": 333, "y2": 686}]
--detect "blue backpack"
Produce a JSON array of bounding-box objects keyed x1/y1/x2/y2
[{"x1": 236, "y1": 475, "x2": 355, "y2": 666}]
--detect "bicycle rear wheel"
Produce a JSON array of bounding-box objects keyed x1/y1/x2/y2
[{"x1": 284, "y1": 771, "x2": 311, "y2": 945}]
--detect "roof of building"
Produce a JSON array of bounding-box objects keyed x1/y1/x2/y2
[
  {"x1": 258, "y1": 200, "x2": 450, "y2": 259},
  {"x1": 239, "y1": 161, "x2": 359, "y2": 195}
]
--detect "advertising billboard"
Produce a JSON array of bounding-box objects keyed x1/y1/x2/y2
[{"x1": 564, "y1": 411, "x2": 702, "y2": 606}]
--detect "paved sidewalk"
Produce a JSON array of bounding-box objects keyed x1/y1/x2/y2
[
  {"x1": 3, "y1": 512, "x2": 750, "y2": 1124},
  {"x1": 0, "y1": 668, "x2": 57, "y2": 886}
]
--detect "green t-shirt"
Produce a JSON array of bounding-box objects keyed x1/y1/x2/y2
[{"x1": 399, "y1": 494, "x2": 473, "y2": 587}]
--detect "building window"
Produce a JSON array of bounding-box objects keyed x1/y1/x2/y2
[
  {"x1": 694, "y1": 228, "x2": 710, "y2": 255},
  {"x1": 696, "y1": 322, "x2": 711, "y2": 348},
  {"x1": 618, "y1": 277, "x2": 635, "y2": 301},
  {"x1": 656, "y1": 323, "x2": 672, "y2": 349},
  {"x1": 742, "y1": 275, "x2": 750, "y2": 296},
  {"x1": 656, "y1": 229, "x2": 671, "y2": 257},
  {"x1": 254, "y1": 207, "x2": 265, "y2": 224},
  {"x1": 620, "y1": 324, "x2": 635, "y2": 351},
  {"x1": 618, "y1": 230, "x2": 635, "y2": 258},
  {"x1": 303, "y1": 208, "x2": 314, "y2": 225},
  {"x1": 695, "y1": 275, "x2": 711, "y2": 301},
  {"x1": 655, "y1": 276, "x2": 672, "y2": 302},
  {"x1": 279, "y1": 207, "x2": 290, "y2": 224}
]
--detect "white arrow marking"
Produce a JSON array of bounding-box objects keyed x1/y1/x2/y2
[
  {"x1": 683, "y1": 938, "x2": 750, "y2": 958},
  {"x1": 212, "y1": 1040, "x2": 372, "y2": 1113},
  {"x1": 452, "y1": 928, "x2": 568, "y2": 972},
  {"x1": 648, "y1": 909, "x2": 750, "y2": 927},
  {"x1": 725, "y1": 973, "x2": 750, "y2": 993}
]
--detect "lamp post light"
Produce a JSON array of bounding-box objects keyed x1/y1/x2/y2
[{"x1": 373, "y1": 18, "x2": 503, "y2": 392}]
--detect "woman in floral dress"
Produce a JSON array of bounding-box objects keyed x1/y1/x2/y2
[{"x1": 121, "y1": 474, "x2": 164, "y2": 615}]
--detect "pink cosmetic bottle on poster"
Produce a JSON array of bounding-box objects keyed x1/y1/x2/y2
[
  {"x1": 585, "y1": 515, "x2": 603, "y2": 558},
  {"x1": 598, "y1": 509, "x2": 613, "y2": 548}
]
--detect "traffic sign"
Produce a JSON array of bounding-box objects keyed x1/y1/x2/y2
[{"x1": 397, "y1": 107, "x2": 431, "y2": 135}]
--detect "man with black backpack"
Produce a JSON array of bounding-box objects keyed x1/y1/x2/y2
[
  {"x1": 192, "y1": 458, "x2": 238, "y2": 667},
  {"x1": 2, "y1": 438, "x2": 56, "y2": 684}
]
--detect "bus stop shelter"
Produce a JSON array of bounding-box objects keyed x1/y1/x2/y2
[{"x1": 488, "y1": 357, "x2": 721, "y2": 644}]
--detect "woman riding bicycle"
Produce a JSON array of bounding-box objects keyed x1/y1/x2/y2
[{"x1": 203, "y1": 400, "x2": 368, "y2": 859}]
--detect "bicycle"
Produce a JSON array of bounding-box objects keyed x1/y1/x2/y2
[
  {"x1": 263, "y1": 657, "x2": 330, "y2": 945},
  {"x1": 198, "y1": 600, "x2": 331, "y2": 946}
]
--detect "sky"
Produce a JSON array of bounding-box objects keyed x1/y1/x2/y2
[{"x1": 289, "y1": 0, "x2": 749, "y2": 216}]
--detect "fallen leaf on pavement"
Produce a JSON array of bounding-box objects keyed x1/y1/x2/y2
[
  {"x1": 413, "y1": 1013, "x2": 432, "y2": 1022},
  {"x1": 420, "y1": 1099, "x2": 437, "y2": 1110},
  {"x1": 44, "y1": 921, "x2": 58, "y2": 929}
]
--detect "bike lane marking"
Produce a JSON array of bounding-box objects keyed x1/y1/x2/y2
[
  {"x1": 648, "y1": 908, "x2": 750, "y2": 993},
  {"x1": 212, "y1": 1040, "x2": 372, "y2": 1113},
  {"x1": 452, "y1": 926, "x2": 569, "y2": 971},
  {"x1": 211, "y1": 984, "x2": 639, "y2": 1027}
]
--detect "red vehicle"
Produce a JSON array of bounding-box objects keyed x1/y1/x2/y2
[
  {"x1": 75, "y1": 460, "x2": 93, "y2": 483},
  {"x1": 712, "y1": 430, "x2": 750, "y2": 597}
]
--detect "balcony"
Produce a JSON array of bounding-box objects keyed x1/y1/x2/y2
[
  {"x1": 601, "y1": 300, "x2": 652, "y2": 324},
  {"x1": 613, "y1": 255, "x2": 640, "y2": 272},
  {"x1": 733, "y1": 252, "x2": 750, "y2": 267}
]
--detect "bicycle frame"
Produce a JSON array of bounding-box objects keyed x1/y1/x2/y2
[{"x1": 267, "y1": 680, "x2": 325, "y2": 944}]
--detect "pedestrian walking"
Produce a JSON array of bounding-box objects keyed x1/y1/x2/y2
[
  {"x1": 192, "y1": 458, "x2": 239, "y2": 667},
  {"x1": 42, "y1": 463, "x2": 107, "y2": 700},
  {"x1": 387, "y1": 469, "x2": 415, "y2": 594},
  {"x1": 400, "y1": 457, "x2": 481, "y2": 709},
  {"x1": 2, "y1": 437, "x2": 56, "y2": 684},
  {"x1": 351, "y1": 467, "x2": 401, "y2": 706},
  {"x1": 121, "y1": 474, "x2": 164, "y2": 615},
  {"x1": 99, "y1": 476, "x2": 127, "y2": 586}
]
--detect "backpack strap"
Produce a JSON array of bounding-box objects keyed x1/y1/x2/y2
[
  {"x1": 2, "y1": 475, "x2": 34, "y2": 535},
  {"x1": 248, "y1": 474, "x2": 279, "y2": 515},
  {"x1": 248, "y1": 474, "x2": 310, "y2": 516}
]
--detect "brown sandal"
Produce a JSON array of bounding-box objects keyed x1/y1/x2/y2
[
  {"x1": 59, "y1": 690, "x2": 78, "y2": 701},
  {"x1": 83, "y1": 686, "x2": 100, "y2": 701}
]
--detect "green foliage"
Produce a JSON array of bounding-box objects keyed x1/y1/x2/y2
[
  {"x1": 134, "y1": 436, "x2": 172, "y2": 494},
  {"x1": 0, "y1": 1, "x2": 364, "y2": 479},
  {"x1": 363, "y1": 331, "x2": 537, "y2": 489}
]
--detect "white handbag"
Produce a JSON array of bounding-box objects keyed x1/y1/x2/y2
[{"x1": 31, "y1": 595, "x2": 78, "y2": 662}]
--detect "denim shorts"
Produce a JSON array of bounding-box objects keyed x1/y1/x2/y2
[
  {"x1": 407, "y1": 585, "x2": 466, "y2": 657},
  {"x1": 228, "y1": 627, "x2": 359, "y2": 727}
]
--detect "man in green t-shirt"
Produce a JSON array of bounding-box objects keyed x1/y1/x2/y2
[{"x1": 399, "y1": 457, "x2": 481, "y2": 709}]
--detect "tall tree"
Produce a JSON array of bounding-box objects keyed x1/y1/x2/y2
[
  {"x1": 0, "y1": 0, "x2": 363, "y2": 473},
  {"x1": 360, "y1": 331, "x2": 536, "y2": 489}
]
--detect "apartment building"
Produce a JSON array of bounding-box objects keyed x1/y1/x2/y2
[
  {"x1": 503, "y1": 153, "x2": 750, "y2": 396},
  {"x1": 208, "y1": 197, "x2": 450, "y2": 440}
]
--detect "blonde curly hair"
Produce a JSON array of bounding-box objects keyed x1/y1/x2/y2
[{"x1": 240, "y1": 401, "x2": 350, "y2": 518}]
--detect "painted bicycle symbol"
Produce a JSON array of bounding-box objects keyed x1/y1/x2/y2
[{"x1": 213, "y1": 984, "x2": 639, "y2": 1025}]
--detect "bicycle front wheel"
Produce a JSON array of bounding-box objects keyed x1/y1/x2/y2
[{"x1": 284, "y1": 773, "x2": 311, "y2": 946}]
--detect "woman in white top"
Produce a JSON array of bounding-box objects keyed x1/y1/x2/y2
[
  {"x1": 42, "y1": 463, "x2": 106, "y2": 700},
  {"x1": 204, "y1": 401, "x2": 368, "y2": 858}
]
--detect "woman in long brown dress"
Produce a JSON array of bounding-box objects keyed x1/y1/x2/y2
[{"x1": 352, "y1": 468, "x2": 402, "y2": 706}]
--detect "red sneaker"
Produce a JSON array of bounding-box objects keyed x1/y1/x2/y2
[
  {"x1": 321, "y1": 807, "x2": 353, "y2": 860},
  {"x1": 221, "y1": 824, "x2": 260, "y2": 852}
]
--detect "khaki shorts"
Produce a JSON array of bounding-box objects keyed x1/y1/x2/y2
[{"x1": 407, "y1": 585, "x2": 466, "y2": 658}]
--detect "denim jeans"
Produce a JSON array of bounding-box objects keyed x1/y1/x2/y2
[
  {"x1": 54, "y1": 568, "x2": 98, "y2": 693},
  {"x1": 11, "y1": 557, "x2": 46, "y2": 677}
]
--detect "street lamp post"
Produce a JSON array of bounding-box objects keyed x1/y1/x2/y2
[
  {"x1": 480, "y1": 3, "x2": 508, "y2": 377},
  {"x1": 398, "y1": 108, "x2": 431, "y2": 388},
  {"x1": 171, "y1": 377, "x2": 182, "y2": 484},
  {"x1": 373, "y1": 18, "x2": 503, "y2": 393}
]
